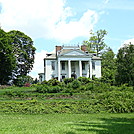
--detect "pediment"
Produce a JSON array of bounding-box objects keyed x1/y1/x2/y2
[{"x1": 61, "y1": 50, "x2": 87, "y2": 56}]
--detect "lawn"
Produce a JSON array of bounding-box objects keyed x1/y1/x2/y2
[{"x1": 0, "y1": 113, "x2": 134, "y2": 134}]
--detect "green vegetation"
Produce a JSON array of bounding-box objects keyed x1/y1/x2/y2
[
  {"x1": 0, "y1": 28, "x2": 36, "y2": 85},
  {"x1": 0, "y1": 113, "x2": 134, "y2": 134},
  {"x1": 116, "y1": 43, "x2": 134, "y2": 86},
  {"x1": 0, "y1": 79, "x2": 133, "y2": 114}
]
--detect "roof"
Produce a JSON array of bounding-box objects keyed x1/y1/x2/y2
[
  {"x1": 45, "y1": 53, "x2": 56, "y2": 59},
  {"x1": 44, "y1": 45, "x2": 101, "y2": 60},
  {"x1": 92, "y1": 56, "x2": 102, "y2": 60}
]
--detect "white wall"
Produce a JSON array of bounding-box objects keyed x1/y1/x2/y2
[
  {"x1": 45, "y1": 58, "x2": 101, "y2": 80},
  {"x1": 92, "y1": 60, "x2": 101, "y2": 78},
  {"x1": 45, "y1": 60, "x2": 57, "y2": 80}
]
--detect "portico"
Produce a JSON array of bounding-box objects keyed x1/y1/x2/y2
[{"x1": 57, "y1": 59, "x2": 92, "y2": 81}]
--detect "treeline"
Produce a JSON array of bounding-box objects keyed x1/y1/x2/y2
[
  {"x1": 83, "y1": 30, "x2": 134, "y2": 86},
  {"x1": 0, "y1": 29, "x2": 36, "y2": 85}
]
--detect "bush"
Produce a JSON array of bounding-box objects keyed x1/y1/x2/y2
[
  {"x1": 41, "y1": 80, "x2": 48, "y2": 85},
  {"x1": 71, "y1": 79, "x2": 81, "y2": 89},
  {"x1": 47, "y1": 79, "x2": 60, "y2": 86},
  {"x1": 78, "y1": 77, "x2": 92, "y2": 84},
  {"x1": 36, "y1": 85, "x2": 50, "y2": 93},
  {"x1": 63, "y1": 77, "x2": 74, "y2": 84},
  {"x1": 13, "y1": 75, "x2": 33, "y2": 87},
  {"x1": 24, "y1": 83, "x2": 31, "y2": 87}
]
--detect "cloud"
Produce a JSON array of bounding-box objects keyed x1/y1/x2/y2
[
  {"x1": 103, "y1": 0, "x2": 109, "y2": 4},
  {"x1": 123, "y1": 38, "x2": 134, "y2": 44},
  {"x1": 53, "y1": 9, "x2": 98, "y2": 42},
  {"x1": 0, "y1": 0, "x2": 99, "y2": 42},
  {"x1": 119, "y1": 38, "x2": 134, "y2": 50}
]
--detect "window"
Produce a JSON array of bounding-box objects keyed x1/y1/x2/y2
[
  {"x1": 62, "y1": 62, "x2": 65, "y2": 70},
  {"x1": 82, "y1": 62, "x2": 85, "y2": 70},
  {"x1": 92, "y1": 61, "x2": 95, "y2": 70},
  {"x1": 51, "y1": 61, "x2": 55, "y2": 70}
]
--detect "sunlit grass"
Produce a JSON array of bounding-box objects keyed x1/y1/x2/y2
[{"x1": 0, "y1": 113, "x2": 134, "y2": 134}]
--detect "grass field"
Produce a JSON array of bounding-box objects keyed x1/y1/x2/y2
[{"x1": 0, "y1": 113, "x2": 134, "y2": 134}]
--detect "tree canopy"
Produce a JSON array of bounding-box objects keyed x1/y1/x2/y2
[
  {"x1": 83, "y1": 29, "x2": 107, "y2": 55},
  {"x1": 8, "y1": 30, "x2": 36, "y2": 77},
  {"x1": 116, "y1": 43, "x2": 134, "y2": 86},
  {"x1": 101, "y1": 47, "x2": 116, "y2": 84},
  {"x1": 0, "y1": 29, "x2": 36, "y2": 85},
  {"x1": 0, "y1": 29, "x2": 16, "y2": 84}
]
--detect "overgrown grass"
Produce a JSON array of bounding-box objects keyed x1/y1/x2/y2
[{"x1": 0, "y1": 113, "x2": 134, "y2": 134}]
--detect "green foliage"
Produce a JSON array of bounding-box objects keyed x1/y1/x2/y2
[
  {"x1": 0, "y1": 29, "x2": 16, "y2": 84},
  {"x1": 116, "y1": 43, "x2": 134, "y2": 86},
  {"x1": 36, "y1": 85, "x2": 63, "y2": 93},
  {"x1": 83, "y1": 29, "x2": 107, "y2": 55},
  {"x1": 0, "y1": 29, "x2": 36, "y2": 84},
  {"x1": 71, "y1": 79, "x2": 81, "y2": 89},
  {"x1": 0, "y1": 89, "x2": 134, "y2": 114},
  {"x1": 78, "y1": 77, "x2": 92, "y2": 84},
  {"x1": 101, "y1": 47, "x2": 116, "y2": 84},
  {"x1": 63, "y1": 77, "x2": 74, "y2": 84},
  {"x1": 47, "y1": 79, "x2": 60, "y2": 86},
  {"x1": 0, "y1": 83, "x2": 134, "y2": 114},
  {"x1": 8, "y1": 30, "x2": 36, "y2": 76},
  {"x1": 13, "y1": 75, "x2": 33, "y2": 87},
  {"x1": 41, "y1": 80, "x2": 48, "y2": 85}
]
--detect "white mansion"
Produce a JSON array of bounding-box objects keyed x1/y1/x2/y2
[{"x1": 38, "y1": 45, "x2": 101, "y2": 82}]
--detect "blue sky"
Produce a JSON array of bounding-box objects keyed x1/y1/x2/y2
[{"x1": 0, "y1": 0, "x2": 134, "y2": 78}]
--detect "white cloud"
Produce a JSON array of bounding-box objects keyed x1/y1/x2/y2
[
  {"x1": 123, "y1": 38, "x2": 134, "y2": 44},
  {"x1": 119, "y1": 38, "x2": 134, "y2": 50},
  {"x1": 103, "y1": 0, "x2": 109, "y2": 4},
  {"x1": 0, "y1": 0, "x2": 99, "y2": 42},
  {"x1": 53, "y1": 10, "x2": 98, "y2": 42}
]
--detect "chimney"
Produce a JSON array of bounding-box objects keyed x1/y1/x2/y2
[
  {"x1": 56, "y1": 46, "x2": 62, "y2": 52},
  {"x1": 81, "y1": 45, "x2": 87, "y2": 52}
]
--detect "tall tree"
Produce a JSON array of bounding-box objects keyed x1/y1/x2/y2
[
  {"x1": 116, "y1": 43, "x2": 134, "y2": 86},
  {"x1": 0, "y1": 29, "x2": 16, "y2": 84},
  {"x1": 101, "y1": 47, "x2": 116, "y2": 84},
  {"x1": 83, "y1": 29, "x2": 107, "y2": 55},
  {"x1": 8, "y1": 30, "x2": 36, "y2": 77}
]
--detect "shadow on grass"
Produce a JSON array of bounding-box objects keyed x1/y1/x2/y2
[{"x1": 66, "y1": 117, "x2": 134, "y2": 134}]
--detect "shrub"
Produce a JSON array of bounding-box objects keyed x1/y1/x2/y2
[
  {"x1": 47, "y1": 79, "x2": 60, "y2": 86},
  {"x1": 71, "y1": 79, "x2": 81, "y2": 89},
  {"x1": 24, "y1": 83, "x2": 31, "y2": 87},
  {"x1": 78, "y1": 77, "x2": 92, "y2": 84},
  {"x1": 85, "y1": 83, "x2": 93, "y2": 91},
  {"x1": 13, "y1": 75, "x2": 33, "y2": 87},
  {"x1": 63, "y1": 77, "x2": 74, "y2": 84},
  {"x1": 36, "y1": 85, "x2": 50, "y2": 93},
  {"x1": 48, "y1": 86, "x2": 63, "y2": 93},
  {"x1": 41, "y1": 80, "x2": 48, "y2": 85}
]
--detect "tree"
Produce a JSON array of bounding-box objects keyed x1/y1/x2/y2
[
  {"x1": 116, "y1": 43, "x2": 134, "y2": 86},
  {"x1": 101, "y1": 47, "x2": 116, "y2": 84},
  {"x1": 83, "y1": 29, "x2": 107, "y2": 55},
  {"x1": 0, "y1": 29, "x2": 16, "y2": 84},
  {"x1": 8, "y1": 30, "x2": 36, "y2": 77}
]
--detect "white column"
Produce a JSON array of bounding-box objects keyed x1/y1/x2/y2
[
  {"x1": 87, "y1": 61, "x2": 90, "y2": 78},
  {"x1": 68, "y1": 60, "x2": 71, "y2": 78},
  {"x1": 90, "y1": 60, "x2": 92, "y2": 79},
  {"x1": 79, "y1": 60, "x2": 82, "y2": 77},
  {"x1": 58, "y1": 60, "x2": 61, "y2": 81}
]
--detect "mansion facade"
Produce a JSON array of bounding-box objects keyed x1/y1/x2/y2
[{"x1": 38, "y1": 45, "x2": 101, "y2": 82}]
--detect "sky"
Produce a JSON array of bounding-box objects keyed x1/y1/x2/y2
[{"x1": 0, "y1": 0, "x2": 134, "y2": 79}]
